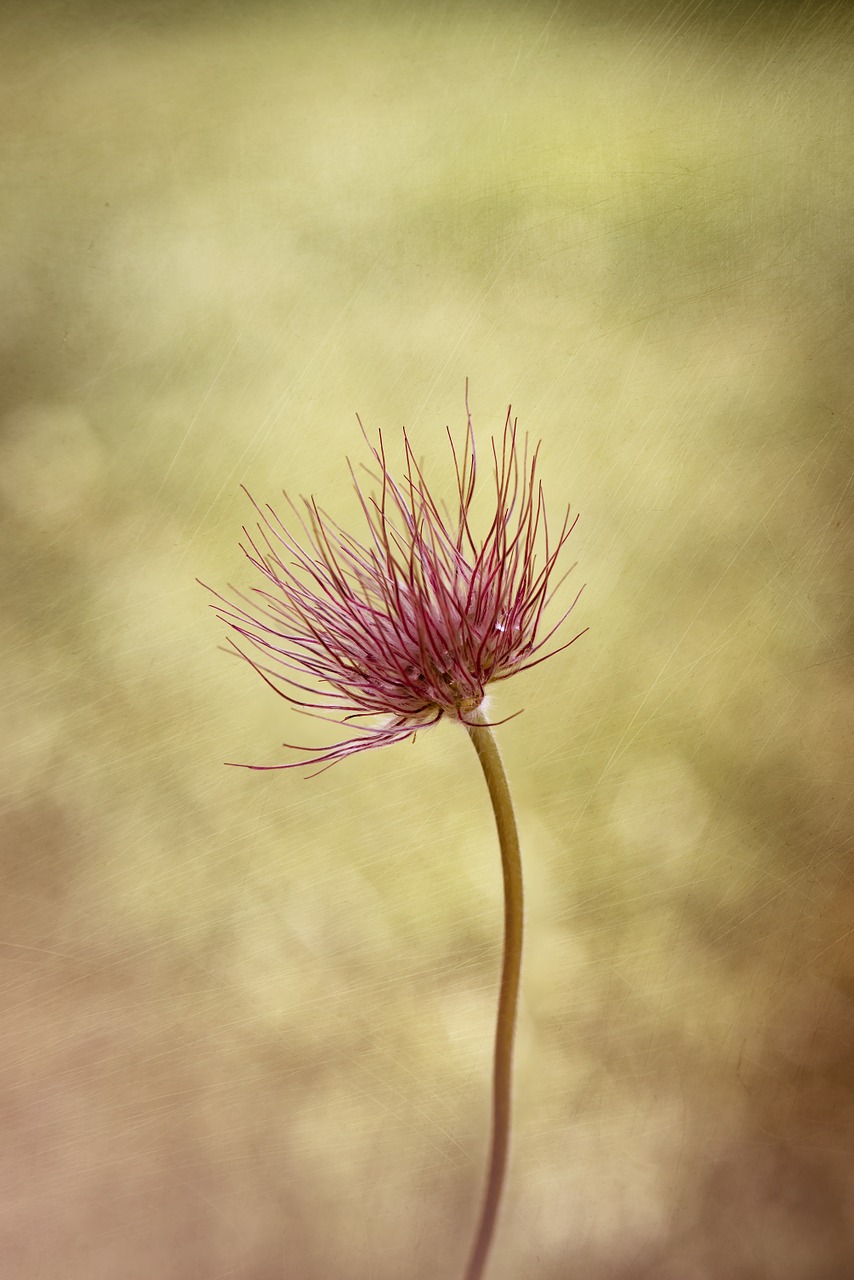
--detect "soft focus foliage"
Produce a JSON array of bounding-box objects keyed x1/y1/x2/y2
[{"x1": 2, "y1": 3, "x2": 854, "y2": 1277}]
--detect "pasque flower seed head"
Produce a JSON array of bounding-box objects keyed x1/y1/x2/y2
[{"x1": 208, "y1": 394, "x2": 585, "y2": 771}]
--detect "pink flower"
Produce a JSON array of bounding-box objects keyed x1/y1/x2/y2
[{"x1": 208, "y1": 396, "x2": 585, "y2": 771}]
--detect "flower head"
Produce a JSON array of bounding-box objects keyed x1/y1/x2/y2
[{"x1": 208, "y1": 395, "x2": 585, "y2": 771}]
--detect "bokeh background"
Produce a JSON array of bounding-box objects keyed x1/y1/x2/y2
[{"x1": 2, "y1": 1, "x2": 854, "y2": 1276}]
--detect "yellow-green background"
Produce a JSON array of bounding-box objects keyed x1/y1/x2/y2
[{"x1": 2, "y1": 2, "x2": 853, "y2": 1276}]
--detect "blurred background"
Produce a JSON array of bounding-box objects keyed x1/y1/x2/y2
[{"x1": 2, "y1": 0, "x2": 854, "y2": 1276}]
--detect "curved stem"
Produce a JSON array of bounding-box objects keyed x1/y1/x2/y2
[{"x1": 462, "y1": 708, "x2": 524, "y2": 1280}]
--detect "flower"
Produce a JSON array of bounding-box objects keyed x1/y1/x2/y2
[{"x1": 208, "y1": 395, "x2": 585, "y2": 771}]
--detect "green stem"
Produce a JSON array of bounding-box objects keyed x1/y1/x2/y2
[{"x1": 462, "y1": 708, "x2": 524, "y2": 1280}]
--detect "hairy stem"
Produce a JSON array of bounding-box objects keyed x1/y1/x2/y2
[{"x1": 462, "y1": 708, "x2": 524, "y2": 1280}]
